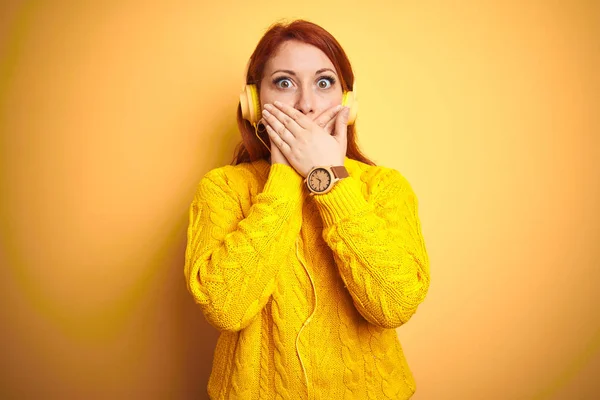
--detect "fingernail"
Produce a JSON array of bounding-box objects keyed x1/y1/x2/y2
[
  {"x1": 264, "y1": 104, "x2": 273, "y2": 110},
  {"x1": 274, "y1": 100, "x2": 282, "y2": 107},
  {"x1": 262, "y1": 109, "x2": 270, "y2": 116}
]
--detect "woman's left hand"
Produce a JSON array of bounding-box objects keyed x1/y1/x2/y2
[{"x1": 261, "y1": 101, "x2": 350, "y2": 177}]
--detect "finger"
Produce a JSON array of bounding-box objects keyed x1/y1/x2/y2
[
  {"x1": 265, "y1": 124, "x2": 292, "y2": 154},
  {"x1": 263, "y1": 105, "x2": 303, "y2": 138},
  {"x1": 272, "y1": 101, "x2": 312, "y2": 130},
  {"x1": 323, "y1": 115, "x2": 337, "y2": 134},
  {"x1": 333, "y1": 107, "x2": 350, "y2": 143},
  {"x1": 314, "y1": 104, "x2": 342, "y2": 128},
  {"x1": 262, "y1": 108, "x2": 298, "y2": 144}
]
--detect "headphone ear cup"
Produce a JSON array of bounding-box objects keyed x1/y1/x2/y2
[
  {"x1": 342, "y1": 90, "x2": 358, "y2": 125},
  {"x1": 240, "y1": 84, "x2": 260, "y2": 124}
]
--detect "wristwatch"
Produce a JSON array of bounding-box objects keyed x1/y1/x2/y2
[{"x1": 305, "y1": 165, "x2": 349, "y2": 195}]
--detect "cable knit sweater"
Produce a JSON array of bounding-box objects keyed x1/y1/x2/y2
[{"x1": 184, "y1": 157, "x2": 430, "y2": 400}]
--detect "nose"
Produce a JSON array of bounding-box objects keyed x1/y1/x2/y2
[{"x1": 294, "y1": 87, "x2": 315, "y2": 116}]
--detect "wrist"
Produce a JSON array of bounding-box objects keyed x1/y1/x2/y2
[{"x1": 304, "y1": 165, "x2": 349, "y2": 195}]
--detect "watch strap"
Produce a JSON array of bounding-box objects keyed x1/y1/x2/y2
[{"x1": 331, "y1": 166, "x2": 349, "y2": 179}]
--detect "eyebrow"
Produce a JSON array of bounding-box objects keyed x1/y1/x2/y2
[{"x1": 271, "y1": 68, "x2": 338, "y2": 76}]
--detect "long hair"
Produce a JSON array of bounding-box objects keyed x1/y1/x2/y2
[{"x1": 231, "y1": 20, "x2": 376, "y2": 166}]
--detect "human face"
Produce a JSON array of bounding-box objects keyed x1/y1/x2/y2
[{"x1": 259, "y1": 40, "x2": 343, "y2": 120}]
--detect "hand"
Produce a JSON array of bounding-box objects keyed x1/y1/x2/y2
[
  {"x1": 264, "y1": 104, "x2": 338, "y2": 169},
  {"x1": 313, "y1": 104, "x2": 343, "y2": 135},
  {"x1": 261, "y1": 101, "x2": 349, "y2": 177},
  {"x1": 268, "y1": 124, "x2": 291, "y2": 167},
  {"x1": 260, "y1": 119, "x2": 291, "y2": 167}
]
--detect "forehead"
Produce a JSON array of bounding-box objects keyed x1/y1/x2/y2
[{"x1": 265, "y1": 40, "x2": 335, "y2": 73}]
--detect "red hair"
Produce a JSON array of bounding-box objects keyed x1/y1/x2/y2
[{"x1": 231, "y1": 19, "x2": 375, "y2": 166}]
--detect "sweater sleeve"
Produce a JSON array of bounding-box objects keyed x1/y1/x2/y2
[
  {"x1": 184, "y1": 163, "x2": 304, "y2": 332},
  {"x1": 312, "y1": 168, "x2": 430, "y2": 329}
]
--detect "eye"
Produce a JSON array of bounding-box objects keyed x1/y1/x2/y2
[
  {"x1": 274, "y1": 77, "x2": 293, "y2": 89},
  {"x1": 317, "y1": 75, "x2": 336, "y2": 89}
]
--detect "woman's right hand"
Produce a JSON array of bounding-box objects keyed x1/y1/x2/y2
[
  {"x1": 266, "y1": 104, "x2": 342, "y2": 167},
  {"x1": 270, "y1": 137, "x2": 291, "y2": 166},
  {"x1": 264, "y1": 119, "x2": 291, "y2": 167}
]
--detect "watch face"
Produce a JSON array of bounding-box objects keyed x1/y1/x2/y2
[{"x1": 308, "y1": 168, "x2": 331, "y2": 193}]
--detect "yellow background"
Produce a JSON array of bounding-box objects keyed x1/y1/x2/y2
[{"x1": 1, "y1": 1, "x2": 598, "y2": 399}]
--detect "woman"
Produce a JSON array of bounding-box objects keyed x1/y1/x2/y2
[{"x1": 184, "y1": 19, "x2": 430, "y2": 399}]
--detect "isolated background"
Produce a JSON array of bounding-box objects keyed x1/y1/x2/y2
[{"x1": 1, "y1": 1, "x2": 598, "y2": 399}]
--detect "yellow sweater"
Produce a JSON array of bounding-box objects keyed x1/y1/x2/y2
[{"x1": 184, "y1": 157, "x2": 430, "y2": 399}]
